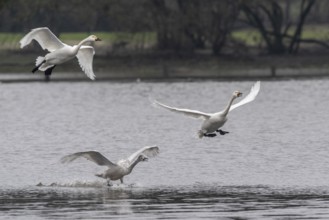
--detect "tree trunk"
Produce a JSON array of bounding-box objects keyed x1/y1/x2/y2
[
  {"x1": 242, "y1": 0, "x2": 316, "y2": 55},
  {"x1": 288, "y1": 0, "x2": 316, "y2": 54}
]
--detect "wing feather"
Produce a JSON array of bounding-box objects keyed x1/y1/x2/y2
[
  {"x1": 229, "y1": 81, "x2": 261, "y2": 112},
  {"x1": 76, "y1": 46, "x2": 96, "y2": 80},
  {"x1": 60, "y1": 151, "x2": 116, "y2": 167},
  {"x1": 127, "y1": 146, "x2": 160, "y2": 164},
  {"x1": 152, "y1": 99, "x2": 211, "y2": 120},
  {"x1": 20, "y1": 27, "x2": 65, "y2": 52}
]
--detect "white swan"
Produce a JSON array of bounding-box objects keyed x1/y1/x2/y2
[
  {"x1": 19, "y1": 27, "x2": 101, "y2": 80},
  {"x1": 61, "y1": 146, "x2": 160, "y2": 185},
  {"x1": 152, "y1": 81, "x2": 260, "y2": 138}
]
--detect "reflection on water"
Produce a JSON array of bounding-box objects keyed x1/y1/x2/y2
[{"x1": 1, "y1": 184, "x2": 329, "y2": 219}]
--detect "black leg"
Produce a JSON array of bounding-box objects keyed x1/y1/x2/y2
[
  {"x1": 204, "y1": 133, "x2": 217, "y2": 137},
  {"x1": 45, "y1": 75, "x2": 50, "y2": 82},
  {"x1": 216, "y1": 129, "x2": 229, "y2": 135},
  {"x1": 32, "y1": 66, "x2": 39, "y2": 73},
  {"x1": 45, "y1": 65, "x2": 56, "y2": 76},
  {"x1": 32, "y1": 60, "x2": 46, "y2": 73},
  {"x1": 44, "y1": 65, "x2": 56, "y2": 82}
]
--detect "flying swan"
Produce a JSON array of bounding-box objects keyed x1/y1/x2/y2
[
  {"x1": 19, "y1": 27, "x2": 101, "y2": 80},
  {"x1": 152, "y1": 81, "x2": 260, "y2": 138},
  {"x1": 61, "y1": 145, "x2": 160, "y2": 185}
]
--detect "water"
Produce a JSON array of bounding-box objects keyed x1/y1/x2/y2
[{"x1": 0, "y1": 79, "x2": 328, "y2": 219}]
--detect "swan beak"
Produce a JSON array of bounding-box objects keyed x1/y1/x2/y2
[
  {"x1": 142, "y1": 157, "x2": 149, "y2": 162},
  {"x1": 238, "y1": 92, "x2": 243, "y2": 97},
  {"x1": 95, "y1": 37, "x2": 102, "y2": 41}
]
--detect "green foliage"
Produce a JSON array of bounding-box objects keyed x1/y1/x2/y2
[
  {"x1": 60, "y1": 32, "x2": 156, "y2": 44},
  {"x1": 232, "y1": 25, "x2": 329, "y2": 47},
  {"x1": 300, "y1": 25, "x2": 329, "y2": 40},
  {"x1": 231, "y1": 29, "x2": 262, "y2": 46},
  {"x1": 0, "y1": 31, "x2": 157, "y2": 50},
  {"x1": 0, "y1": 26, "x2": 327, "y2": 50},
  {"x1": 0, "y1": 33, "x2": 24, "y2": 49}
]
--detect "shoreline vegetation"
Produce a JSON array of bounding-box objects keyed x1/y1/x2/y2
[{"x1": 0, "y1": 27, "x2": 328, "y2": 82}]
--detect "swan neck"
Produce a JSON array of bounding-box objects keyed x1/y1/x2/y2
[
  {"x1": 128, "y1": 158, "x2": 141, "y2": 172},
  {"x1": 78, "y1": 37, "x2": 91, "y2": 47},
  {"x1": 222, "y1": 95, "x2": 236, "y2": 116},
  {"x1": 73, "y1": 37, "x2": 91, "y2": 53}
]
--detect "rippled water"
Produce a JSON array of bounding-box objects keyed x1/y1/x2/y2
[{"x1": 0, "y1": 79, "x2": 328, "y2": 219}]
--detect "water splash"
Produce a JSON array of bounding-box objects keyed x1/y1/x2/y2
[{"x1": 36, "y1": 180, "x2": 139, "y2": 189}]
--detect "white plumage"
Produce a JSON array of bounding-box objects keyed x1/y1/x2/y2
[
  {"x1": 20, "y1": 27, "x2": 101, "y2": 80},
  {"x1": 152, "y1": 81, "x2": 261, "y2": 138},
  {"x1": 61, "y1": 146, "x2": 160, "y2": 185}
]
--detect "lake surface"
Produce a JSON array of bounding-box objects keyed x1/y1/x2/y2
[{"x1": 0, "y1": 79, "x2": 328, "y2": 219}]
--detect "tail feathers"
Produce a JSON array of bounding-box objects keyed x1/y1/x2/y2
[
  {"x1": 36, "y1": 56, "x2": 45, "y2": 66},
  {"x1": 32, "y1": 57, "x2": 46, "y2": 73}
]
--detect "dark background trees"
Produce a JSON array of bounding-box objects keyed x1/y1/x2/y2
[
  {"x1": 0, "y1": 0, "x2": 328, "y2": 56},
  {"x1": 240, "y1": 0, "x2": 321, "y2": 54},
  {"x1": 148, "y1": 0, "x2": 240, "y2": 55}
]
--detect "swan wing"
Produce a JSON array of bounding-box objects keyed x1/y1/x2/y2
[
  {"x1": 60, "y1": 151, "x2": 116, "y2": 168},
  {"x1": 76, "y1": 46, "x2": 96, "y2": 80},
  {"x1": 152, "y1": 99, "x2": 211, "y2": 120},
  {"x1": 127, "y1": 146, "x2": 160, "y2": 164},
  {"x1": 19, "y1": 27, "x2": 65, "y2": 52},
  {"x1": 229, "y1": 81, "x2": 261, "y2": 112}
]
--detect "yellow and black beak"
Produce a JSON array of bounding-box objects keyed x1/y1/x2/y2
[{"x1": 95, "y1": 37, "x2": 102, "y2": 41}]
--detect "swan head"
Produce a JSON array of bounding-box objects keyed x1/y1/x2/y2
[
  {"x1": 138, "y1": 155, "x2": 148, "y2": 162},
  {"x1": 233, "y1": 91, "x2": 242, "y2": 98},
  {"x1": 88, "y1": 35, "x2": 102, "y2": 42}
]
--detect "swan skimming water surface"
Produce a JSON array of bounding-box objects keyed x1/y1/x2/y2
[
  {"x1": 20, "y1": 27, "x2": 101, "y2": 80},
  {"x1": 152, "y1": 81, "x2": 260, "y2": 138},
  {"x1": 61, "y1": 146, "x2": 160, "y2": 185}
]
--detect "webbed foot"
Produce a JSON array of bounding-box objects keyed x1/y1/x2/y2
[
  {"x1": 216, "y1": 129, "x2": 229, "y2": 135},
  {"x1": 204, "y1": 133, "x2": 217, "y2": 137}
]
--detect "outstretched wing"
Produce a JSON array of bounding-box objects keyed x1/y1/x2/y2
[
  {"x1": 229, "y1": 81, "x2": 261, "y2": 112},
  {"x1": 19, "y1": 27, "x2": 65, "y2": 52},
  {"x1": 127, "y1": 146, "x2": 160, "y2": 164},
  {"x1": 152, "y1": 99, "x2": 211, "y2": 120},
  {"x1": 76, "y1": 46, "x2": 96, "y2": 80},
  {"x1": 60, "y1": 151, "x2": 116, "y2": 167}
]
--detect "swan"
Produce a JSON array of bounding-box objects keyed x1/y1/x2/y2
[
  {"x1": 60, "y1": 145, "x2": 159, "y2": 185},
  {"x1": 19, "y1": 27, "x2": 101, "y2": 80},
  {"x1": 152, "y1": 81, "x2": 260, "y2": 138}
]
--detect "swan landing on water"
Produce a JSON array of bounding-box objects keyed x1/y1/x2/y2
[
  {"x1": 60, "y1": 146, "x2": 160, "y2": 186},
  {"x1": 152, "y1": 81, "x2": 261, "y2": 138},
  {"x1": 20, "y1": 27, "x2": 101, "y2": 80}
]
